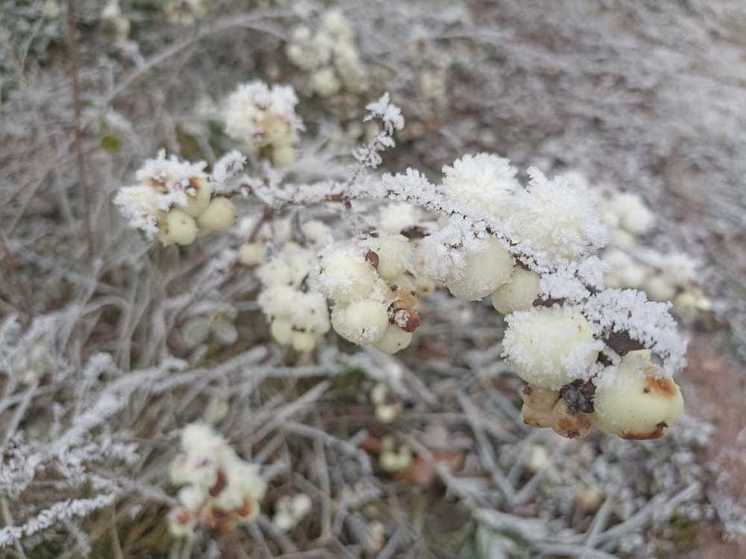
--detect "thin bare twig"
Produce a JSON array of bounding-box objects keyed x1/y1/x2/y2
[{"x1": 66, "y1": 0, "x2": 95, "y2": 258}]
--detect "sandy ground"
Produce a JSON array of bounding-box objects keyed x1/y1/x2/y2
[{"x1": 683, "y1": 333, "x2": 746, "y2": 557}]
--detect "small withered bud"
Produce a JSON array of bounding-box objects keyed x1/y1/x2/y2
[
  {"x1": 520, "y1": 385, "x2": 559, "y2": 428},
  {"x1": 559, "y1": 379, "x2": 596, "y2": 415},
  {"x1": 209, "y1": 469, "x2": 227, "y2": 497},
  {"x1": 551, "y1": 399, "x2": 594, "y2": 439},
  {"x1": 365, "y1": 249, "x2": 380, "y2": 269},
  {"x1": 392, "y1": 308, "x2": 421, "y2": 332}
]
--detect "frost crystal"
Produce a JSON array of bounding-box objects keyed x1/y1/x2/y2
[
  {"x1": 0, "y1": 495, "x2": 116, "y2": 549},
  {"x1": 354, "y1": 93, "x2": 405, "y2": 168},
  {"x1": 508, "y1": 168, "x2": 607, "y2": 264},
  {"x1": 212, "y1": 150, "x2": 247, "y2": 192},
  {"x1": 503, "y1": 305, "x2": 602, "y2": 389},
  {"x1": 582, "y1": 289, "x2": 687, "y2": 376},
  {"x1": 363, "y1": 92, "x2": 404, "y2": 133},
  {"x1": 441, "y1": 153, "x2": 519, "y2": 216}
]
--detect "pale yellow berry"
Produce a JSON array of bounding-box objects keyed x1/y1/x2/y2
[
  {"x1": 593, "y1": 350, "x2": 684, "y2": 439},
  {"x1": 611, "y1": 229, "x2": 637, "y2": 250},
  {"x1": 182, "y1": 178, "x2": 213, "y2": 217},
  {"x1": 292, "y1": 331, "x2": 317, "y2": 353},
  {"x1": 366, "y1": 235, "x2": 413, "y2": 281},
  {"x1": 197, "y1": 197, "x2": 236, "y2": 233},
  {"x1": 375, "y1": 403, "x2": 401, "y2": 423},
  {"x1": 415, "y1": 276, "x2": 436, "y2": 297},
  {"x1": 239, "y1": 242, "x2": 265, "y2": 266},
  {"x1": 526, "y1": 445, "x2": 550, "y2": 473},
  {"x1": 317, "y1": 249, "x2": 379, "y2": 304},
  {"x1": 490, "y1": 268, "x2": 540, "y2": 314},
  {"x1": 331, "y1": 299, "x2": 389, "y2": 345},
  {"x1": 389, "y1": 274, "x2": 417, "y2": 293},
  {"x1": 379, "y1": 447, "x2": 413, "y2": 473},
  {"x1": 615, "y1": 193, "x2": 655, "y2": 235},
  {"x1": 504, "y1": 307, "x2": 598, "y2": 389},
  {"x1": 370, "y1": 383, "x2": 388, "y2": 405},
  {"x1": 264, "y1": 116, "x2": 292, "y2": 145},
  {"x1": 373, "y1": 325, "x2": 413, "y2": 354},
  {"x1": 446, "y1": 237, "x2": 514, "y2": 301},
  {"x1": 673, "y1": 291, "x2": 699, "y2": 322},
  {"x1": 270, "y1": 318, "x2": 293, "y2": 346},
  {"x1": 644, "y1": 275, "x2": 675, "y2": 301},
  {"x1": 310, "y1": 67, "x2": 341, "y2": 97},
  {"x1": 575, "y1": 485, "x2": 603, "y2": 513},
  {"x1": 164, "y1": 208, "x2": 198, "y2": 245},
  {"x1": 272, "y1": 144, "x2": 296, "y2": 167}
]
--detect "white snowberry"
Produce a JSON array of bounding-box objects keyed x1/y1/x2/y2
[
  {"x1": 197, "y1": 197, "x2": 236, "y2": 233},
  {"x1": 239, "y1": 242, "x2": 266, "y2": 266},
  {"x1": 258, "y1": 285, "x2": 297, "y2": 317},
  {"x1": 509, "y1": 168, "x2": 606, "y2": 262},
  {"x1": 644, "y1": 275, "x2": 676, "y2": 302},
  {"x1": 163, "y1": 208, "x2": 198, "y2": 246},
  {"x1": 331, "y1": 299, "x2": 389, "y2": 345},
  {"x1": 301, "y1": 220, "x2": 332, "y2": 246},
  {"x1": 292, "y1": 331, "x2": 317, "y2": 353},
  {"x1": 270, "y1": 318, "x2": 293, "y2": 345},
  {"x1": 272, "y1": 144, "x2": 296, "y2": 167},
  {"x1": 503, "y1": 306, "x2": 599, "y2": 389},
  {"x1": 593, "y1": 350, "x2": 684, "y2": 439},
  {"x1": 183, "y1": 178, "x2": 213, "y2": 217},
  {"x1": 441, "y1": 153, "x2": 520, "y2": 217},
  {"x1": 446, "y1": 237, "x2": 514, "y2": 301},
  {"x1": 379, "y1": 204, "x2": 419, "y2": 234},
  {"x1": 614, "y1": 193, "x2": 655, "y2": 235},
  {"x1": 365, "y1": 234, "x2": 414, "y2": 281},
  {"x1": 490, "y1": 268, "x2": 540, "y2": 314},
  {"x1": 316, "y1": 247, "x2": 379, "y2": 304},
  {"x1": 373, "y1": 325, "x2": 413, "y2": 354},
  {"x1": 310, "y1": 67, "x2": 341, "y2": 97}
]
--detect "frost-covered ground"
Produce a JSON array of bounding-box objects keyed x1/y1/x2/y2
[{"x1": 1, "y1": 1, "x2": 745, "y2": 558}]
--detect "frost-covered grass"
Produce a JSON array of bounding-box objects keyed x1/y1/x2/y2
[{"x1": 1, "y1": 1, "x2": 745, "y2": 557}]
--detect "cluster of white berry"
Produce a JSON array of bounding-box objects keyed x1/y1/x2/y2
[
  {"x1": 114, "y1": 87, "x2": 691, "y2": 442},
  {"x1": 272, "y1": 494, "x2": 313, "y2": 532},
  {"x1": 403, "y1": 155, "x2": 686, "y2": 439},
  {"x1": 113, "y1": 151, "x2": 236, "y2": 245},
  {"x1": 168, "y1": 423, "x2": 267, "y2": 538},
  {"x1": 223, "y1": 82, "x2": 303, "y2": 167},
  {"x1": 378, "y1": 436, "x2": 414, "y2": 474},
  {"x1": 179, "y1": 308, "x2": 239, "y2": 351},
  {"x1": 101, "y1": 0, "x2": 130, "y2": 42},
  {"x1": 256, "y1": 233, "x2": 332, "y2": 353},
  {"x1": 370, "y1": 382, "x2": 402, "y2": 423},
  {"x1": 601, "y1": 191, "x2": 711, "y2": 321},
  {"x1": 164, "y1": 0, "x2": 208, "y2": 25},
  {"x1": 313, "y1": 230, "x2": 429, "y2": 354},
  {"x1": 248, "y1": 203, "x2": 433, "y2": 355},
  {"x1": 286, "y1": 10, "x2": 367, "y2": 98}
]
